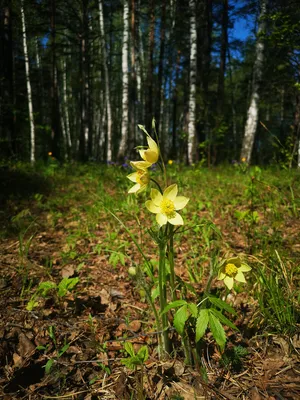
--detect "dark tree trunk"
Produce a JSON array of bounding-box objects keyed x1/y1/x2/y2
[
  {"x1": 155, "y1": 0, "x2": 166, "y2": 140},
  {"x1": 79, "y1": 0, "x2": 90, "y2": 161},
  {"x1": 145, "y1": 0, "x2": 155, "y2": 133},
  {"x1": 217, "y1": 0, "x2": 228, "y2": 115},
  {"x1": 50, "y1": 0, "x2": 61, "y2": 160},
  {"x1": 0, "y1": 3, "x2": 15, "y2": 155}
]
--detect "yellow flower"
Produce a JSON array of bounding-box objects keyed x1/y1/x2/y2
[
  {"x1": 48, "y1": 152, "x2": 52, "y2": 156},
  {"x1": 139, "y1": 134, "x2": 159, "y2": 164},
  {"x1": 241, "y1": 157, "x2": 246, "y2": 163},
  {"x1": 130, "y1": 160, "x2": 152, "y2": 171},
  {"x1": 145, "y1": 184, "x2": 189, "y2": 227},
  {"x1": 168, "y1": 160, "x2": 173, "y2": 165},
  {"x1": 218, "y1": 257, "x2": 251, "y2": 290},
  {"x1": 127, "y1": 167, "x2": 150, "y2": 194}
]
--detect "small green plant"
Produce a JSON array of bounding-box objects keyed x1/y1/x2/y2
[
  {"x1": 11, "y1": 209, "x2": 37, "y2": 295},
  {"x1": 27, "y1": 277, "x2": 79, "y2": 310},
  {"x1": 121, "y1": 342, "x2": 149, "y2": 400},
  {"x1": 254, "y1": 255, "x2": 299, "y2": 334},
  {"x1": 37, "y1": 326, "x2": 70, "y2": 374},
  {"x1": 221, "y1": 345, "x2": 248, "y2": 372}
]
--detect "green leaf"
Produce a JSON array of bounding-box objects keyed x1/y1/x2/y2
[
  {"x1": 26, "y1": 298, "x2": 39, "y2": 311},
  {"x1": 195, "y1": 309, "x2": 209, "y2": 342},
  {"x1": 36, "y1": 345, "x2": 47, "y2": 351},
  {"x1": 210, "y1": 309, "x2": 238, "y2": 331},
  {"x1": 173, "y1": 305, "x2": 189, "y2": 335},
  {"x1": 208, "y1": 296, "x2": 237, "y2": 315},
  {"x1": 137, "y1": 346, "x2": 149, "y2": 363},
  {"x1": 124, "y1": 342, "x2": 135, "y2": 358},
  {"x1": 161, "y1": 300, "x2": 187, "y2": 315},
  {"x1": 44, "y1": 359, "x2": 54, "y2": 374},
  {"x1": 58, "y1": 343, "x2": 70, "y2": 358},
  {"x1": 208, "y1": 311, "x2": 226, "y2": 350},
  {"x1": 151, "y1": 286, "x2": 159, "y2": 302},
  {"x1": 57, "y1": 277, "x2": 79, "y2": 297},
  {"x1": 187, "y1": 303, "x2": 198, "y2": 318},
  {"x1": 37, "y1": 281, "x2": 57, "y2": 297}
]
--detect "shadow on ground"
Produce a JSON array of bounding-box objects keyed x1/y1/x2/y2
[{"x1": 0, "y1": 167, "x2": 52, "y2": 235}]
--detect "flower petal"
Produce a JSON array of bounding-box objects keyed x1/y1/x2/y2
[
  {"x1": 150, "y1": 189, "x2": 163, "y2": 206},
  {"x1": 128, "y1": 183, "x2": 140, "y2": 193},
  {"x1": 227, "y1": 257, "x2": 241, "y2": 267},
  {"x1": 173, "y1": 196, "x2": 189, "y2": 210},
  {"x1": 218, "y1": 272, "x2": 226, "y2": 280},
  {"x1": 224, "y1": 276, "x2": 234, "y2": 290},
  {"x1": 167, "y1": 212, "x2": 183, "y2": 226},
  {"x1": 163, "y1": 184, "x2": 178, "y2": 201},
  {"x1": 235, "y1": 271, "x2": 246, "y2": 283},
  {"x1": 130, "y1": 160, "x2": 152, "y2": 170},
  {"x1": 147, "y1": 136, "x2": 159, "y2": 152},
  {"x1": 145, "y1": 200, "x2": 160, "y2": 214},
  {"x1": 139, "y1": 149, "x2": 147, "y2": 161},
  {"x1": 136, "y1": 184, "x2": 147, "y2": 194},
  {"x1": 127, "y1": 172, "x2": 138, "y2": 183},
  {"x1": 239, "y1": 263, "x2": 252, "y2": 272},
  {"x1": 144, "y1": 149, "x2": 158, "y2": 163},
  {"x1": 156, "y1": 213, "x2": 168, "y2": 226}
]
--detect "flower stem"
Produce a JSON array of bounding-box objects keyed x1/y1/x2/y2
[
  {"x1": 158, "y1": 240, "x2": 171, "y2": 355},
  {"x1": 167, "y1": 224, "x2": 177, "y2": 302}
]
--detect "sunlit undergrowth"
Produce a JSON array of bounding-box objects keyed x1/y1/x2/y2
[{"x1": 1, "y1": 158, "x2": 300, "y2": 396}]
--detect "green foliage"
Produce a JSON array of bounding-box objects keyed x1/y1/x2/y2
[
  {"x1": 121, "y1": 342, "x2": 149, "y2": 370},
  {"x1": 27, "y1": 277, "x2": 79, "y2": 310}
]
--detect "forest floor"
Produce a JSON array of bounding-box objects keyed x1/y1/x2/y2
[{"x1": 0, "y1": 162, "x2": 300, "y2": 400}]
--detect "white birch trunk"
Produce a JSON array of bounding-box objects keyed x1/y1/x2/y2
[
  {"x1": 187, "y1": 0, "x2": 197, "y2": 165},
  {"x1": 241, "y1": 0, "x2": 267, "y2": 163},
  {"x1": 118, "y1": 0, "x2": 129, "y2": 159},
  {"x1": 98, "y1": 0, "x2": 112, "y2": 161},
  {"x1": 21, "y1": 0, "x2": 35, "y2": 164}
]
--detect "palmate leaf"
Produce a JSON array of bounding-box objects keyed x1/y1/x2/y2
[
  {"x1": 210, "y1": 308, "x2": 238, "y2": 331},
  {"x1": 208, "y1": 311, "x2": 226, "y2": 350},
  {"x1": 187, "y1": 303, "x2": 198, "y2": 318},
  {"x1": 174, "y1": 305, "x2": 189, "y2": 335},
  {"x1": 196, "y1": 309, "x2": 209, "y2": 342},
  {"x1": 208, "y1": 295, "x2": 237, "y2": 315},
  {"x1": 162, "y1": 300, "x2": 187, "y2": 315}
]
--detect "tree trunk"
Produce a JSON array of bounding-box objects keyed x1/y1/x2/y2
[
  {"x1": 145, "y1": 0, "x2": 155, "y2": 132},
  {"x1": 1, "y1": 3, "x2": 15, "y2": 155},
  {"x1": 155, "y1": 0, "x2": 166, "y2": 140},
  {"x1": 21, "y1": 0, "x2": 35, "y2": 164},
  {"x1": 187, "y1": 0, "x2": 197, "y2": 165},
  {"x1": 80, "y1": 0, "x2": 90, "y2": 161},
  {"x1": 217, "y1": 0, "x2": 228, "y2": 115},
  {"x1": 50, "y1": 0, "x2": 61, "y2": 160},
  {"x1": 98, "y1": 0, "x2": 112, "y2": 161},
  {"x1": 117, "y1": 0, "x2": 129, "y2": 160},
  {"x1": 240, "y1": 0, "x2": 268, "y2": 163}
]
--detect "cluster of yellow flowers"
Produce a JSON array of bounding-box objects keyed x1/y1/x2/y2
[{"x1": 127, "y1": 127, "x2": 189, "y2": 227}]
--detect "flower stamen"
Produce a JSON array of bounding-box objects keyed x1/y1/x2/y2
[
  {"x1": 225, "y1": 263, "x2": 238, "y2": 277},
  {"x1": 160, "y1": 199, "x2": 175, "y2": 218}
]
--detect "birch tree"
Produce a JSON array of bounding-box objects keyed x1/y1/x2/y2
[
  {"x1": 21, "y1": 0, "x2": 35, "y2": 164},
  {"x1": 187, "y1": 0, "x2": 197, "y2": 164},
  {"x1": 240, "y1": 0, "x2": 268, "y2": 163},
  {"x1": 117, "y1": 0, "x2": 129, "y2": 160},
  {"x1": 98, "y1": 0, "x2": 112, "y2": 161}
]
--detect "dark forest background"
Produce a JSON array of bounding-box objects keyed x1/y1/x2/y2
[{"x1": 1, "y1": 0, "x2": 300, "y2": 167}]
